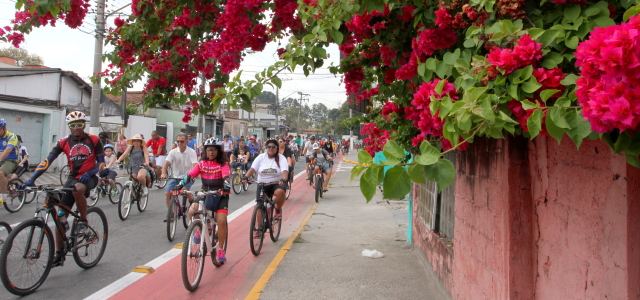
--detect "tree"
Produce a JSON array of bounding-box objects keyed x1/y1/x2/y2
[
  {"x1": 310, "y1": 103, "x2": 328, "y2": 125},
  {"x1": 254, "y1": 91, "x2": 276, "y2": 105},
  {"x1": 0, "y1": 47, "x2": 44, "y2": 67},
  {"x1": 125, "y1": 104, "x2": 139, "y2": 116}
]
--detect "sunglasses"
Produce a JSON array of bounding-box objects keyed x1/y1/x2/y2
[
  {"x1": 206, "y1": 148, "x2": 218, "y2": 152},
  {"x1": 265, "y1": 145, "x2": 278, "y2": 149},
  {"x1": 68, "y1": 123, "x2": 85, "y2": 128},
  {"x1": 177, "y1": 140, "x2": 186, "y2": 143}
]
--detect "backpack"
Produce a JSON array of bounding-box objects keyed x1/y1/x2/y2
[{"x1": 313, "y1": 150, "x2": 328, "y2": 161}]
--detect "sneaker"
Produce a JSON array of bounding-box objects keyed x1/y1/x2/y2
[
  {"x1": 110, "y1": 189, "x2": 116, "y2": 195},
  {"x1": 74, "y1": 220, "x2": 89, "y2": 236},
  {"x1": 253, "y1": 231, "x2": 262, "y2": 238},
  {"x1": 305, "y1": 176, "x2": 310, "y2": 180},
  {"x1": 275, "y1": 208, "x2": 282, "y2": 220},
  {"x1": 217, "y1": 249, "x2": 226, "y2": 262},
  {"x1": 52, "y1": 252, "x2": 64, "y2": 267},
  {"x1": 142, "y1": 187, "x2": 149, "y2": 196},
  {"x1": 193, "y1": 230, "x2": 201, "y2": 244}
]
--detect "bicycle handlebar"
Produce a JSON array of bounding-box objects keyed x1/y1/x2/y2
[{"x1": 22, "y1": 185, "x2": 76, "y2": 192}]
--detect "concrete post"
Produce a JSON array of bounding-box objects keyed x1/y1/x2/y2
[{"x1": 89, "y1": 0, "x2": 106, "y2": 135}]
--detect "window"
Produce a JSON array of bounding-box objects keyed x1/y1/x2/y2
[{"x1": 415, "y1": 151, "x2": 456, "y2": 241}]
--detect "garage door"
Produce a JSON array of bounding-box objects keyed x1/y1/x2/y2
[{"x1": 0, "y1": 108, "x2": 44, "y2": 165}]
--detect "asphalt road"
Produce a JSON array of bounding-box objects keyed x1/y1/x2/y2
[{"x1": 0, "y1": 156, "x2": 310, "y2": 300}]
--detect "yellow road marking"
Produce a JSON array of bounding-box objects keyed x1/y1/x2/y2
[
  {"x1": 173, "y1": 243, "x2": 182, "y2": 249},
  {"x1": 245, "y1": 202, "x2": 319, "y2": 300},
  {"x1": 132, "y1": 265, "x2": 155, "y2": 273}
]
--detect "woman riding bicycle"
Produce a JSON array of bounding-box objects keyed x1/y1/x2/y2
[
  {"x1": 242, "y1": 139, "x2": 289, "y2": 222},
  {"x1": 116, "y1": 134, "x2": 152, "y2": 195},
  {"x1": 175, "y1": 138, "x2": 231, "y2": 263}
]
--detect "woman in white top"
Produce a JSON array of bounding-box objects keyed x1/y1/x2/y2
[{"x1": 242, "y1": 139, "x2": 289, "y2": 220}]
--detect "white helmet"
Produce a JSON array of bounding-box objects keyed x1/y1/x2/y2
[
  {"x1": 312, "y1": 143, "x2": 320, "y2": 150},
  {"x1": 66, "y1": 111, "x2": 87, "y2": 124}
]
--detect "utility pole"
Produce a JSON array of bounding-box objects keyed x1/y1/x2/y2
[
  {"x1": 275, "y1": 86, "x2": 279, "y2": 138},
  {"x1": 88, "y1": 0, "x2": 106, "y2": 135},
  {"x1": 349, "y1": 108, "x2": 353, "y2": 151},
  {"x1": 297, "y1": 92, "x2": 309, "y2": 135},
  {"x1": 121, "y1": 86, "x2": 127, "y2": 127}
]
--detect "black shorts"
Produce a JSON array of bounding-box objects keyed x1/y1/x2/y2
[
  {"x1": 256, "y1": 183, "x2": 286, "y2": 201},
  {"x1": 61, "y1": 175, "x2": 98, "y2": 208},
  {"x1": 305, "y1": 155, "x2": 313, "y2": 163},
  {"x1": 13, "y1": 164, "x2": 28, "y2": 177},
  {"x1": 204, "y1": 194, "x2": 229, "y2": 214}
]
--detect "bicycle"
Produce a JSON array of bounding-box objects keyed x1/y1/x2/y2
[
  {"x1": 248, "y1": 181, "x2": 282, "y2": 256},
  {"x1": 156, "y1": 163, "x2": 171, "y2": 189},
  {"x1": 0, "y1": 222, "x2": 11, "y2": 250},
  {"x1": 166, "y1": 183, "x2": 193, "y2": 242},
  {"x1": 307, "y1": 160, "x2": 316, "y2": 186},
  {"x1": 313, "y1": 166, "x2": 326, "y2": 203},
  {"x1": 0, "y1": 185, "x2": 108, "y2": 296},
  {"x1": 230, "y1": 164, "x2": 249, "y2": 194},
  {"x1": 58, "y1": 165, "x2": 70, "y2": 186},
  {"x1": 118, "y1": 165, "x2": 150, "y2": 221},
  {"x1": 87, "y1": 175, "x2": 123, "y2": 207},
  {"x1": 4, "y1": 179, "x2": 27, "y2": 213},
  {"x1": 181, "y1": 190, "x2": 228, "y2": 291}
]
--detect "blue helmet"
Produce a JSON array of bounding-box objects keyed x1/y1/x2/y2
[
  {"x1": 0, "y1": 119, "x2": 5, "y2": 128},
  {"x1": 103, "y1": 144, "x2": 114, "y2": 150}
]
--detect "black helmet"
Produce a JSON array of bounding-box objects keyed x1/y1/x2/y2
[{"x1": 309, "y1": 135, "x2": 316, "y2": 140}]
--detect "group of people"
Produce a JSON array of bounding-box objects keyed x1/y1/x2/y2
[{"x1": 0, "y1": 119, "x2": 29, "y2": 206}]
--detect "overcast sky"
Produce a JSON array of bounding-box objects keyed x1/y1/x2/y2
[{"x1": 0, "y1": 1, "x2": 347, "y2": 109}]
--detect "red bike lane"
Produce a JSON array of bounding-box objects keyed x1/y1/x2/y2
[{"x1": 104, "y1": 157, "x2": 341, "y2": 300}]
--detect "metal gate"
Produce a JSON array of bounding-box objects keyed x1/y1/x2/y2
[{"x1": 0, "y1": 108, "x2": 44, "y2": 163}]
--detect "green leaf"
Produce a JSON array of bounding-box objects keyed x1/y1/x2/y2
[
  {"x1": 377, "y1": 166, "x2": 386, "y2": 184},
  {"x1": 536, "y1": 29, "x2": 561, "y2": 47},
  {"x1": 435, "y1": 61, "x2": 448, "y2": 78},
  {"x1": 350, "y1": 164, "x2": 365, "y2": 181},
  {"x1": 415, "y1": 141, "x2": 440, "y2": 165},
  {"x1": 271, "y1": 77, "x2": 282, "y2": 88},
  {"x1": 521, "y1": 99, "x2": 538, "y2": 110},
  {"x1": 561, "y1": 74, "x2": 579, "y2": 85},
  {"x1": 360, "y1": 167, "x2": 378, "y2": 203},
  {"x1": 383, "y1": 166, "x2": 412, "y2": 199},
  {"x1": 593, "y1": 16, "x2": 616, "y2": 27},
  {"x1": 565, "y1": 36, "x2": 579, "y2": 49},
  {"x1": 435, "y1": 79, "x2": 446, "y2": 95},
  {"x1": 540, "y1": 89, "x2": 560, "y2": 102},
  {"x1": 522, "y1": 76, "x2": 543, "y2": 93},
  {"x1": 624, "y1": 5, "x2": 640, "y2": 21},
  {"x1": 330, "y1": 31, "x2": 344, "y2": 45},
  {"x1": 565, "y1": 110, "x2": 592, "y2": 148},
  {"x1": 527, "y1": 28, "x2": 545, "y2": 40},
  {"x1": 626, "y1": 153, "x2": 640, "y2": 168},
  {"x1": 614, "y1": 131, "x2": 632, "y2": 154},
  {"x1": 383, "y1": 140, "x2": 405, "y2": 159},
  {"x1": 358, "y1": 150, "x2": 373, "y2": 165},
  {"x1": 426, "y1": 58, "x2": 437, "y2": 71},
  {"x1": 565, "y1": 4, "x2": 581, "y2": 22},
  {"x1": 549, "y1": 106, "x2": 570, "y2": 129},
  {"x1": 545, "y1": 110, "x2": 565, "y2": 144},
  {"x1": 382, "y1": 151, "x2": 401, "y2": 165},
  {"x1": 418, "y1": 63, "x2": 427, "y2": 78},
  {"x1": 443, "y1": 49, "x2": 460, "y2": 66},
  {"x1": 527, "y1": 109, "x2": 543, "y2": 139},
  {"x1": 554, "y1": 97, "x2": 572, "y2": 107},
  {"x1": 541, "y1": 59, "x2": 559, "y2": 69},
  {"x1": 507, "y1": 84, "x2": 520, "y2": 100},
  {"x1": 424, "y1": 159, "x2": 456, "y2": 192},
  {"x1": 407, "y1": 163, "x2": 426, "y2": 184}
]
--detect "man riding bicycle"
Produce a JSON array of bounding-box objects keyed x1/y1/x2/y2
[
  {"x1": 161, "y1": 133, "x2": 198, "y2": 221},
  {"x1": 22, "y1": 111, "x2": 105, "y2": 266},
  {"x1": 302, "y1": 135, "x2": 317, "y2": 180},
  {"x1": 0, "y1": 119, "x2": 20, "y2": 206},
  {"x1": 146, "y1": 131, "x2": 166, "y2": 184},
  {"x1": 9, "y1": 135, "x2": 29, "y2": 182},
  {"x1": 311, "y1": 143, "x2": 333, "y2": 192},
  {"x1": 175, "y1": 138, "x2": 231, "y2": 263}
]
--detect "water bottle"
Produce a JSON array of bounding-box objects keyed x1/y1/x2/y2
[{"x1": 58, "y1": 210, "x2": 69, "y2": 232}]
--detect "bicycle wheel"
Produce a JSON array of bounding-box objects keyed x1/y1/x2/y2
[
  {"x1": 137, "y1": 188, "x2": 149, "y2": 212},
  {"x1": 182, "y1": 197, "x2": 191, "y2": 229},
  {"x1": 72, "y1": 207, "x2": 108, "y2": 269},
  {"x1": 59, "y1": 165, "x2": 69, "y2": 186},
  {"x1": 0, "y1": 219, "x2": 54, "y2": 296},
  {"x1": 109, "y1": 183, "x2": 123, "y2": 204},
  {"x1": 4, "y1": 179, "x2": 25, "y2": 213},
  {"x1": 269, "y1": 204, "x2": 281, "y2": 242},
  {"x1": 211, "y1": 221, "x2": 228, "y2": 267},
  {"x1": 249, "y1": 204, "x2": 265, "y2": 256},
  {"x1": 308, "y1": 166, "x2": 314, "y2": 186},
  {"x1": 118, "y1": 185, "x2": 132, "y2": 220},
  {"x1": 181, "y1": 220, "x2": 205, "y2": 292},
  {"x1": 23, "y1": 188, "x2": 36, "y2": 204},
  {"x1": 242, "y1": 170, "x2": 249, "y2": 191},
  {"x1": 87, "y1": 186, "x2": 99, "y2": 207},
  {"x1": 285, "y1": 180, "x2": 292, "y2": 200},
  {"x1": 0, "y1": 221, "x2": 11, "y2": 250},
  {"x1": 315, "y1": 175, "x2": 322, "y2": 203},
  {"x1": 167, "y1": 198, "x2": 178, "y2": 242},
  {"x1": 157, "y1": 167, "x2": 170, "y2": 189},
  {"x1": 231, "y1": 172, "x2": 242, "y2": 194}
]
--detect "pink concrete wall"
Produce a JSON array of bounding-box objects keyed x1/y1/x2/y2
[{"x1": 529, "y1": 136, "x2": 640, "y2": 299}]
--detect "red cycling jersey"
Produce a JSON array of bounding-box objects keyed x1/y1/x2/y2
[
  {"x1": 146, "y1": 137, "x2": 166, "y2": 156},
  {"x1": 52, "y1": 133, "x2": 103, "y2": 179}
]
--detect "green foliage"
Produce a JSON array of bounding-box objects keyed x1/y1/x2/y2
[{"x1": 125, "y1": 104, "x2": 139, "y2": 116}]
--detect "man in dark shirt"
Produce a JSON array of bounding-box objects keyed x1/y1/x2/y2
[
  {"x1": 230, "y1": 139, "x2": 251, "y2": 170},
  {"x1": 323, "y1": 137, "x2": 335, "y2": 157}
]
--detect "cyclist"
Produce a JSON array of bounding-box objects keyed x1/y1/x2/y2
[
  {"x1": 295, "y1": 135, "x2": 302, "y2": 153},
  {"x1": 161, "y1": 133, "x2": 198, "y2": 220},
  {"x1": 278, "y1": 137, "x2": 295, "y2": 182},
  {"x1": 0, "y1": 119, "x2": 19, "y2": 206},
  {"x1": 221, "y1": 134, "x2": 234, "y2": 160},
  {"x1": 323, "y1": 137, "x2": 335, "y2": 158},
  {"x1": 116, "y1": 134, "x2": 152, "y2": 195},
  {"x1": 21, "y1": 111, "x2": 104, "y2": 266},
  {"x1": 175, "y1": 138, "x2": 231, "y2": 263},
  {"x1": 302, "y1": 135, "x2": 317, "y2": 180},
  {"x1": 343, "y1": 139, "x2": 350, "y2": 155},
  {"x1": 311, "y1": 143, "x2": 333, "y2": 192},
  {"x1": 146, "y1": 130, "x2": 166, "y2": 183},
  {"x1": 242, "y1": 139, "x2": 289, "y2": 222},
  {"x1": 248, "y1": 135, "x2": 260, "y2": 160},
  {"x1": 230, "y1": 138, "x2": 251, "y2": 170},
  {"x1": 99, "y1": 144, "x2": 119, "y2": 195},
  {"x1": 9, "y1": 135, "x2": 29, "y2": 181}
]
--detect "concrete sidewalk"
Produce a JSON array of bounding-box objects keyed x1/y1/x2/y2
[{"x1": 259, "y1": 152, "x2": 450, "y2": 300}]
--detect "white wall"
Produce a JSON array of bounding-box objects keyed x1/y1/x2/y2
[
  {"x1": 0, "y1": 73, "x2": 60, "y2": 100},
  {"x1": 59, "y1": 76, "x2": 87, "y2": 107},
  {"x1": 125, "y1": 115, "x2": 156, "y2": 143}
]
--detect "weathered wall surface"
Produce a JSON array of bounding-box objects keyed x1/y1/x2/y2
[{"x1": 414, "y1": 135, "x2": 640, "y2": 299}]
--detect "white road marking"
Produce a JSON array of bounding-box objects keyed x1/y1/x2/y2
[{"x1": 83, "y1": 169, "x2": 307, "y2": 300}]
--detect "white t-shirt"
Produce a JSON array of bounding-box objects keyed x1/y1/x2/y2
[
  {"x1": 304, "y1": 141, "x2": 315, "y2": 155},
  {"x1": 166, "y1": 147, "x2": 198, "y2": 177},
  {"x1": 222, "y1": 140, "x2": 233, "y2": 152},
  {"x1": 251, "y1": 153, "x2": 288, "y2": 183}
]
